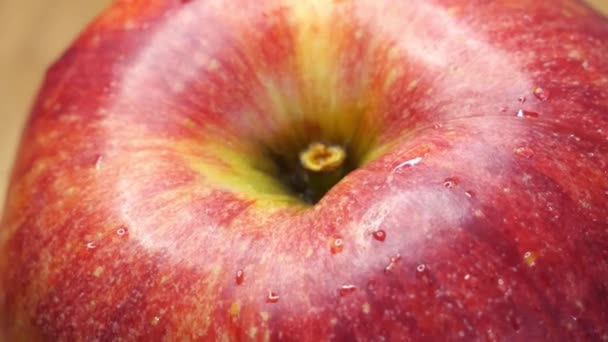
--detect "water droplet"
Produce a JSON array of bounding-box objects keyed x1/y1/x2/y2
[
  {"x1": 372, "y1": 230, "x2": 386, "y2": 242},
  {"x1": 416, "y1": 264, "x2": 426, "y2": 272},
  {"x1": 393, "y1": 157, "x2": 423, "y2": 172},
  {"x1": 236, "y1": 269, "x2": 245, "y2": 285},
  {"x1": 514, "y1": 146, "x2": 534, "y2": 159},
  {"x1": 384, "y1": 254, "x2": 401, "y2": 274},
  {"x1": 266, "y1": 291, "x2": 279, "y2": 303},
  {"x1": 523, "y1": 251, "x2": 536, "y2": 267},
  {"x1": 497, "y1": 278, "x2": 505, "y2": 286},
  {"x1": 516, "y1": 109, "x2": 540, "y2": 118},
  {"x1": 518, "y1": 96, "x2": 526, "y2": 104},
  {"x1": 533, "y1": 87, "x2": 548, "y2": 101},
  {"x1": 93, "y1": 266, "x2": 104, "y2": 278},
  {"x1": 464, "y1": 274, "x2": 471, "y2": 280},
  {"x1": 339, "y1": 284, "x2": 357, "y2": 297},
  {"x1": 86, "y1": 242, "x2": 96, "y2": 249},
  {"x1": 582, "y1": 60, "x2": 591, "y2": 70},
  {"x1": 499, "y1": 106, "x2": 508, "y2": 113},
  {"x1": 443, "y1": 177, "x2": 458, "y2": 189},
  {"x1": 151, "y1": 316, "x2": 160, "y2": 326},
  {"x1": 116, "y1": 226, "x2": 128, "y2": 236},
  {"x1": 464, "y1": 190, "x2": 475, "y2": 198},
  {"x1": 433, "y1": 124, "x2": 442, "y2": 129},
  {"x1": 330, "y1": 237, "x2": 344, "y2": 254}
]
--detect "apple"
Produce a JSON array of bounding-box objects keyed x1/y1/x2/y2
[{"x1": 2, "y1": 0, "x2": 608, "y2": 340}]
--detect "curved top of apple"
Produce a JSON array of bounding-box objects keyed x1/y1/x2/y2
[{"x1": 2, "y1": 0, "x2": 608, "y2": 340}]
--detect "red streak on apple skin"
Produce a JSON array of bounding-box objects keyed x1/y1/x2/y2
[{"x1": 1, "y1": 0, "x2": 608, "y2": 340}]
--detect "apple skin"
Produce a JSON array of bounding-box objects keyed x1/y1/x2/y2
[{"x1": 1, "y1": 0, "x2": 608, "y2": 340}]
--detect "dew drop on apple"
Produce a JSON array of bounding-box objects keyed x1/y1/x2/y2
[
  {"x1": 266, "y1": 291, "x2": 279, "y2": 303},
  {"x1": 416, "y1": 264, "x2": 426, "y2": 272},
  {"x1": 116, "y1": 226, "x2": 128, "y2": 236},
  {"x1": 330, "y1": 237, "x2": 344, "y2": 254},
  {"x1": 372, "y1": 230, "x2": 386, "y2": 242},
  {"x1": 392, "y1": 156, "x2": 423, "y2": 172},
  {"x1": 86, "y1": 242, "x2": 96, "y2": 249},
  {"x1": 339, "y1": 284, "x2": 357, "y2": 297},
  {"x1": 516, "y1": 109, "x2": 540, "y2": 118},
  {"x1": 464, "y1": 190, "x2": 475, "y2": 198},
  {"x1": 235, "y1": 269, "x2": 245, "y2": 285},
  {"x1": 514, "y1": 146, "x2": 535, "y2": 159},
  {"x1": 518, "y1": 96, "x2": 526, "y2": 104},
  {"x1": 384, "y1": 254, "x2": 401, "y2": 274},
  {"x1": 443, "y1": 177, "x2": 458, "y2": 189}
]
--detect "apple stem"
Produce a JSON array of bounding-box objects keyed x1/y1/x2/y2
[
  {"x1": 299, "y1": 143, "x2": 346, "y2": 172},
  {"x1": 299, "y1": 143, "x2": 347, "y2": 202}
]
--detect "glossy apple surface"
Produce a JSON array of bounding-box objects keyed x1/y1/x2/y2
[{"x1": 2, "y1": 0, "x2": 608, "y2": 340}]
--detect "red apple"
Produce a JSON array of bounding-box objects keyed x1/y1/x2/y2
[{"x1": 2, "y1": 0, "x2": 608, "y2": 340}]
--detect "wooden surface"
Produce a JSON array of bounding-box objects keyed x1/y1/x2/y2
[{"x1": 0, "y1": 1, "x2": 607, "y2": 214}]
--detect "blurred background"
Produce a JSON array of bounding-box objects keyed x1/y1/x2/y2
[
  {"x1": 0, "y1": 0, "x2": 607, "y2": 213},
  {"x1": 0, "y1": 0, "x2": 111, "y2": 212}
]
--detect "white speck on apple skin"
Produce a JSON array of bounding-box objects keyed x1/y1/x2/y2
[
  {"x1": 582, "y1": 60, "x2": 591, "y2": 70},
  {"x1": 568, "y1": 49, "x2": 582, "y2": 60},
  {"x1": 93, "y1": 266, "x2": 104, "y2": 278},
  {"x1": 94, "y1": 155, "x2": 103, "y2": 171},
  {"x1": 248, "y1": 326, "x2": 258, "y2": 338},
  {"x1": 150, "y1": 316, "x2": 160, "y2": 326},
  {"x1": 305, "y1": 248, "x2": 313, "y2": 258},
  {"x1": 407, "y1": 80, "x2": 419, "y2": 92},
  {"x1": 171, "y1": 82, "x2": 186, "y2": 93},
  {"x1": 207, "y1": 59, "x2": 220, "y2": 71},
  {"x1": 123, "y1": 20, "x2": 136, "y2": 31},
  {"x1": 523, "y1": 251, "x2": 536, "y2": 267}
]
